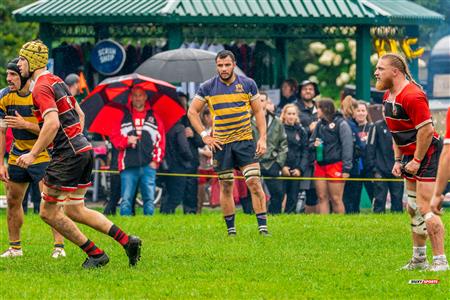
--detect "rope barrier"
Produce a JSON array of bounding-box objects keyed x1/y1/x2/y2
[{"x1": 90, "y1": 169, "x2": 450, "y2": 182}]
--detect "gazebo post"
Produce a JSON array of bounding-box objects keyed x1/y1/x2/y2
[
  {"x1": 39, "y1": 23, "x2": 53, "y2": 54},
  {"x1": 406, "y1": 25, "x2": 420, "y2": 81},
  {"x1": 168, "y1": 25, "x2": 183, "y2": 50},
  {"x1": 355, "y1": 25, "x2": 371, "y2": 101},
  {"x1": 276, "y1": 37, "x2": 288, "y2": 87}
]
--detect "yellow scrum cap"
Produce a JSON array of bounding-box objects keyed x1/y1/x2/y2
[{"x1": 19, "y1": 40, "x2": 49, "y2": 73}]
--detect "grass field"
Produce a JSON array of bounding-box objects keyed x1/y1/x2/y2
[{"x1": 0, "y1": 210, "x2": 449, "y2": 299}]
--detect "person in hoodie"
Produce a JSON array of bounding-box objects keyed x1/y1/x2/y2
[
  {"x1": 161, "y1": 115, "x2": 195, "y2": 214},
  {"x1": 280, "y1": 104, "x2": 309, "y2": 213},
  {"x1": 178, "y1": 92, "x2": 204, "y2": 214},
  {"x1": 252, "y1": 92, "x2": 288, "y2": 214},
  {"x1": 341, "y1": 96, "x2": 366, "y2": 213},
  {"x1": 110, "y1": 86, "x2": 166, "y2": 216},
  {"x1": 310, "y1": 99, "x2": 353, "y2": 214},
  {"x1": 366, "y1": 106, "x2": 404, "y2": 213}
]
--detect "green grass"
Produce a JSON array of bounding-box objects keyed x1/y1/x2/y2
[{"x1": 0, "y1": 210, "x2": 449, "y2": 299}]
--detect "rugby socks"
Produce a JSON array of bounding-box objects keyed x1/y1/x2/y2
[
  {"x1": 433, "y1": 254, "x2": 447, "y2": 262},
  {"x1": 108, "y1": 224, "x2": 129, "y2": 247},
  {"x1": 256, "y1": 212, "x2": 268, "y2": 234},
  {"x1": 54, "y1": 243, "x2": 64, "y2": 249},
  {"x1": 10, "y1": 240, "x2": 21, "y2": 250},
  {"x1": 413, "y1": 246, "x2": 426, "y2": 260},
  {"x1": 224, "y1": 214, "x2": 236, "y2": 235},
  {"x1": 80, "y1": 239, "x2": 104, "y2": 258}
]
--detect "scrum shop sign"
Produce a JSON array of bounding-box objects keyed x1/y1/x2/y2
[{"x1": 91, "y1": 39, "x2": 126, "y2": 76}]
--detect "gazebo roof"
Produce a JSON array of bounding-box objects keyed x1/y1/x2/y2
[{"x1": 14, "y1": 0, "x2": 444, "y2": 26}]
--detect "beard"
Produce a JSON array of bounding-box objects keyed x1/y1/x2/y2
[
  {"x1": 375, "y1": 77, "x2": 393, "y2": 90},
  {"x1": 302, "y1": 94, "x2": 314, "y2": 102},
  {"x1": 219, "y1": 70, "x2": 234, "y2": 81}
]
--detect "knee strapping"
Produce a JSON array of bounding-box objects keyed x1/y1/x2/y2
[
  {"x1": 411, "y1": 213, "x2": 427, "y2": 235},
  {"x1": 218, "y1": 170, "x2": 234, "y2": 182},
  {"x1": 407, "y1": 190, "x2": 417, "y2": 210},
  {"x1": 242, "y1": 167, "x2": 261, "y2": 182},
  {"x1": 65, "y1": 192, "x2": 85, "y2": 206},
  {"x1": 42, "y1": 192, "x2": 67, "y2": 203},
  {"x1": 423, "y1": 212, "x2": 435, "y2": 221}
]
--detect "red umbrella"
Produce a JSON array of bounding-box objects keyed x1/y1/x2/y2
[{"x1": 81, "y1": 73, "x2": 185, "y2": 136}]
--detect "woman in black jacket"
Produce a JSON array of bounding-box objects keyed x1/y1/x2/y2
[
  {"x1": 280, "y1": 104, "x2": 309, "y2": 213},
  {"x1": 310, "y1": 99, "x2": 353, "y2": 214}
]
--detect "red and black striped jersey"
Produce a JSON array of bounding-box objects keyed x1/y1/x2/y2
[
  {"x1": 31, "y1": 72, "x2": 92, "y2": 157},
  {"x1": 383, "y1": 83, "x2": 439, "y2": 156}
]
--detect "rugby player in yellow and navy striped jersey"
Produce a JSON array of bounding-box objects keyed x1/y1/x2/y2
[
  {"x1": 188, "y1": 50, "x2": 269, "y2": 236},
  {"x1": 0, "y1": 58, "x2": 65, "y2": 258}
]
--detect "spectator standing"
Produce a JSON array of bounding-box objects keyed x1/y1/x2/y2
[
  {"x1": 252, "y1": 92, "x2": 288, "y2": 214},
  {"x1": 341, "y1": 96, "x2": 366, "y2": 213},
  {"x1": 179, "y1": 92, "x2": 204, "y2": 213},
  {"x1": 310, "y1": 99, "x2": 353, "y2": 214},
  {"x1": 295, "y1": 80, "x2": 320, "y2": 213},
  {"x1": 366, "y1": 110, "x2": 404, "y2": 213},
  {"x1": 161, "y1": 119, "x2": 194, "y2": 214},
  {"x1": 110, "y1": 86, "x2": 165, "y2": 216},
  {"x1": 280, "y1": 104, "x2": 309, "y2": 213}
]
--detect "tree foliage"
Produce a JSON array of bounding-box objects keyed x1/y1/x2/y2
[{"x1": 0, "y1": 0, "x2": 38, "y2": 85}]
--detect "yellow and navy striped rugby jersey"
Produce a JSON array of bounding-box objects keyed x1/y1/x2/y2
[
  {"x1": 0, "y1": 88, "x2": 50, "y2": 165},
  {"x1": 194, "y1": 75, "x2": 260, "y2": 144}
]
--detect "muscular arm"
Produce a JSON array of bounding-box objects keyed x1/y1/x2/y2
[
  {"x1": 30, "y1": 111, "x2": 60, "y2": 157},
  {"x1": 187, "y1": 98, "x2": 206, "y2": 135},
  {"x1": 4, "y1": 113, "x2": 40, "y2": 135},
  {"x1": 74, "y1": 102, "x2": 85, "y2": 130},
  {"x1": 414, "y1": 123, "x2": 434, "y2": 161},
  {"x1": 434, "y1": 144, "x2": 450, "y2": 197},
  {"x1": 250, "y1": 96, "x2": 266, "y2": 140},
  {"x1": 393, "y1": 138, "x2": 401, "y2": 159},
  {"x1": 0, "y1": 127, "x2": 6, "y2": 165}
]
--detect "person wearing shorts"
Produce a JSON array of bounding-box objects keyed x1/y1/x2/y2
[
  {"x1": 0, "y1": 58, "x2": 65, "y2": 258},
  {"x1": 376, "y1": 52, "x2": 447, "y2": 271},
  {"x1": 188, "y1": 50, "x2": 269, "y2": 236},
  {"x1": 310, "y1": 99, "x2": 353, "y2": 214},
  {"x1": 16, "y1": 40, "x2": 142, "y2": 269}
]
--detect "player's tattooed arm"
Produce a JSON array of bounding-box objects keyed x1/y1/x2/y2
[{"x1": 250, "y1": 95, "x2": 267, "y2": 156}]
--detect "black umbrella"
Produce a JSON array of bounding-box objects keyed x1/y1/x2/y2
[{"x1": 135, "y1": 48, "x2": 245, "y2": 83}]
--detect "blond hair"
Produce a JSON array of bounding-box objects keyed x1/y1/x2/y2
[
  {"x1": 380, "y1": 52, "x2": 422, "y2": 89},
  {"x1": 280, "y1": 103, "x2": 300, "y2": 125}
]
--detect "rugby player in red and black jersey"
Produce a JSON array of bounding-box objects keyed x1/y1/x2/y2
[
  {"x1": 16, "y1": 40, "x2": 142, "y2": 269},
  {"x1": 375, "y1": 53, "x2": 447, "y2": 271}
]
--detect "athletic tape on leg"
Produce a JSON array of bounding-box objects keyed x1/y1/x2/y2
[
  {"x1": 423, "y1": 212, "x2": 435, "y2": 221},
  {"x1": 218, "y1": 170, "x2": 234, "y2": 182},
  {"x1": 42, "y1": 192, "x2": 67, "y2": 203},
  {"x1": 242, "y1": 167, "x2": 260, "y2": 182},
  {"x1": 407, "y1": 191, "x2": 417, "y2": 210}
]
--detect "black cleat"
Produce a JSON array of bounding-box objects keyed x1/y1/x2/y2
[
  {"x1": 125, "y1": 235, "x2": 142, "y2": 266},
  {"x1": 82, "y1": 253, "x2": 109, "y2": 269}
]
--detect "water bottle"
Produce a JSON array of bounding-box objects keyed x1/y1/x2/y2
[{"x1": 316, "y1": 138, "x2": 324, "y2": 162}]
